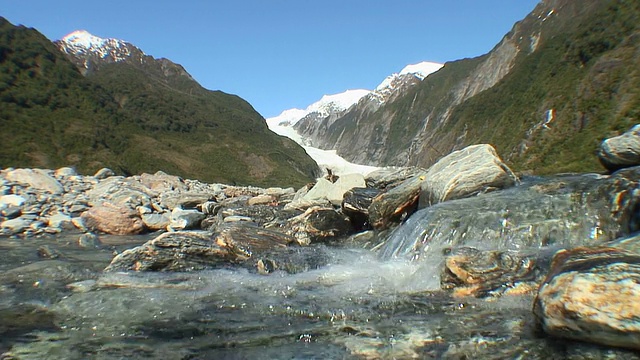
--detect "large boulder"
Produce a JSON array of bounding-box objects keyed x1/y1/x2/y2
[
  {"x1": 420, "y1": 144, "x2": 518, "y2": 207},
  {"x1": 533, "y1": 246, "x2": 640, "y2": 351},
  {"x1": 81, "y1": 202, "x2": 146, "y2": 235},
  {"x1": 4, "y1": 168, "x2": 64, "y2": 194},
  {"x1": 598, "y1": 124, "x2": 640, "y2": 172}
]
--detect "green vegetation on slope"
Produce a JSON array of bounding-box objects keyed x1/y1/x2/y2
[
  {"x1": 445, "y1": 0, "x2": 640, "y2": 174},
  {"x1": 0, "y1": 18, "x2": 318, "y2": 187}
]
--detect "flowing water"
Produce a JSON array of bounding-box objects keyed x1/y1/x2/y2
[{"x1": 2, "y1": 173, "x2": 640, "y2": 359}]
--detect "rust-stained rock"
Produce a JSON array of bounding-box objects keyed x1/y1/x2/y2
[
  {"x1": 368, "y1": 173, "x2": 426, "y2": 230},
  {"x1": 441, "y1": 247, "x2": 540, "y2": 298},
  {"x1": 533, "y1": 246, "x2": 640, "y2": 351},
  {"x1": 81, "y1": 202, "x2": 146, "y2": 235}
]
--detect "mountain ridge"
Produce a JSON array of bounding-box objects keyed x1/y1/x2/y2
[
  {"x1": 0, "y1": 20, "x2": 319, "y2": 187},
  {"x1": 301, "y1": 0, "x2": 640, "y2": 174}
]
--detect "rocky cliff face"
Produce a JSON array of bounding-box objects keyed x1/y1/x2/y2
[{"x1": 313, "y1": 0, "x2": 638, "y2": 174}]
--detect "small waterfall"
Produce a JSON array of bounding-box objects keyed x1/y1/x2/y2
[{"x1": 379, "y1": 173, "x2": 621, "y2": 263}]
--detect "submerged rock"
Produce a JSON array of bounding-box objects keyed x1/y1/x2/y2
[
  {"x1": 379, "y1": 168, "x2": 640, "y2": 261},
  {"x1": 441, "y1": 247, "x2": 542, "y2": 298},
  {"x1": 420, "y1": 144, "x2": 518, "y2": 207},
  {"x1": 104, "y1": 223, "x2": 328, "y2": 274},
  {"x1": 598, "y1": 124, "x2": 640, "y2": 172},
  {"x1": 534, "y1": 246, "x2": 640, "y2": 351}
]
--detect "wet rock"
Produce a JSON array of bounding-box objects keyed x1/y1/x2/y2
[
  {"x1": 104, "y1": 224, "x2": 323, "y2": 273},
  {"x1": 81, "y1": 202, "x2": 146, "y2": 235},
  {"x1": 37, "y1": 245, "x2": 63, "y2": 259},
  {"x1": 379, "y1": 170, "x2": 640, "y2": 261},
  {"x1": 78, "y1": 233, "x2": 101, "y2": 248},
  {"x1": 368, "y1": 173, "x2": 426, "y2": 230},
  {"x1": 598, "y1": 124, "x2": 640, "y2": 172},
  {"x1": 4, "y1": 168, "x2": 64, "y2": 194},
  {"x1": 104, "y1": 231, "x2": 228, "y2": 272},
  {"x1": 284, "y1": 206, "x2": 353, "y2": 245},
  {"x1": 341, "y1": 187, "x2": 380, "y2": 231},
  {"x1": 420, "y1": 144, "x2": 518, "y2": 207},
  {"x1": 441, "y1": 247, "x2": 542, "y2": 297},
  {"x1": 168, "y1": 207, "x2": 205, "y2": 231},
  {"x1": 533, "y1": 246, "x2": 640, "y2": 351},
  {"x1": 365, "y1": 167, "x2": 425, "y2": 190}
]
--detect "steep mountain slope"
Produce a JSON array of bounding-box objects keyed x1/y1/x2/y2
[
  {"x1": 295, "y1": 62, "x2": 442, "y2": 150},
  {"x1": 319, "y1": 0, "x2": 640, "y2": 174},
  {"x1": 0, "y1": 19, "x2": 318, "y2": 187}
]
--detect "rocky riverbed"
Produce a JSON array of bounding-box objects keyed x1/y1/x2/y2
[{"x1": 3, "y1": 130, "x2": 640, "y2": 358}]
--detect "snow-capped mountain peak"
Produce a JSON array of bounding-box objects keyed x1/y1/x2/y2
[
  {"x1": 306, "y1": 89, "x2": 370, "y2": 118},
  {"x1": 266, "y1": 89, "x2": 369, "y2": 128},
  {"x1": 371, "y1": 61, "x2": 443, "y2": 103},
  {"x1": 58, "y1": 30, "x2": 142, "y2": 68},
  {"x1": 399, "y1": 61, "x2": 444, "y2": 80}
]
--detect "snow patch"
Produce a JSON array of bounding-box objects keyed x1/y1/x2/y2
[{"x1": 59, "y1": 29, "x2": 140, "y2": 65}]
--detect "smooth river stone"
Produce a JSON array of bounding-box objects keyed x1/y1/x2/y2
[
  {"x1": 598, "y1": 124, "x2": 640, "y2": 172},
  {"x1": 81, "y1": 202, "x2": 146, "y2": 235},
  {"x1": 4, "y1": 168, "x2": 64, "y2": 194},
  {"x1": 533, "y1": 246, "x2": 640, "y2": 351}
]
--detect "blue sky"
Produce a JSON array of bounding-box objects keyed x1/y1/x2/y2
[{"x1": 3, "y1": 0, "x2": 539, "y2": 118}]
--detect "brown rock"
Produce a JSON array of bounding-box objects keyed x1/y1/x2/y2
[
  {"x1": 441, "y1": 247, "x2": 539, "y2": 298},
  {"x1": 81, "y1": 202, "x2": 146, "y2": 235},
  {"x1": 533, "y1": 246, "x2": 640, "y2": 351},
  {"x1": 368, "y1": 173, "x2": 425, "y2": 230}
]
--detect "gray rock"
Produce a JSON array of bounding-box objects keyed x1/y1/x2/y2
[
  {"x1": 0, "y1": 194, "x2": 26, "y2": 208},
  {"x1": 534, "y1": 246, "x2": 640, "y2": 351},
  {"x1": 327, "y1": 173, "x2": 366, "y2": 206},
  {"x1": 47, "y1": 212, "x2": 74, "y2": 230},
  {"x1": 4, "y1": 168, "x2": 64, "y2": 194},
  {"x1": 55, "y1": 167, "x2": 77, "y2": 177},
  {"x1": 94, "y1": 167, "x2": 115, "y2": 179},
  {"x1": 420, "y1": 144, "x2": 518, "y2": 207},
  {"x1": 598, "y1": 124, "x2": 640, "y2": 172},
  {"x1": 1, "y1": 217, "x2": 30, "y2": 235},
  {"x1": 139, "y1": 171, "x2": 187, "y2": 192},
  {"x1": 159, "y1": 192, "x2": 213, "y2": 210},
  {"x1": 365, "y1": 167, "x2": 425, "y2": 190},
  {"x1": 1, "y1": 205, "x2": 22, "y2": 219},
  {"x1": 141, "y1": 212, "x2": 171, "y2": 231},
  {"x1": 78, "y1": 233, "x2": 101, "y2": 248},
  {"x1": 168, "y1": 207, "x2": 205, "y2": 231}
]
